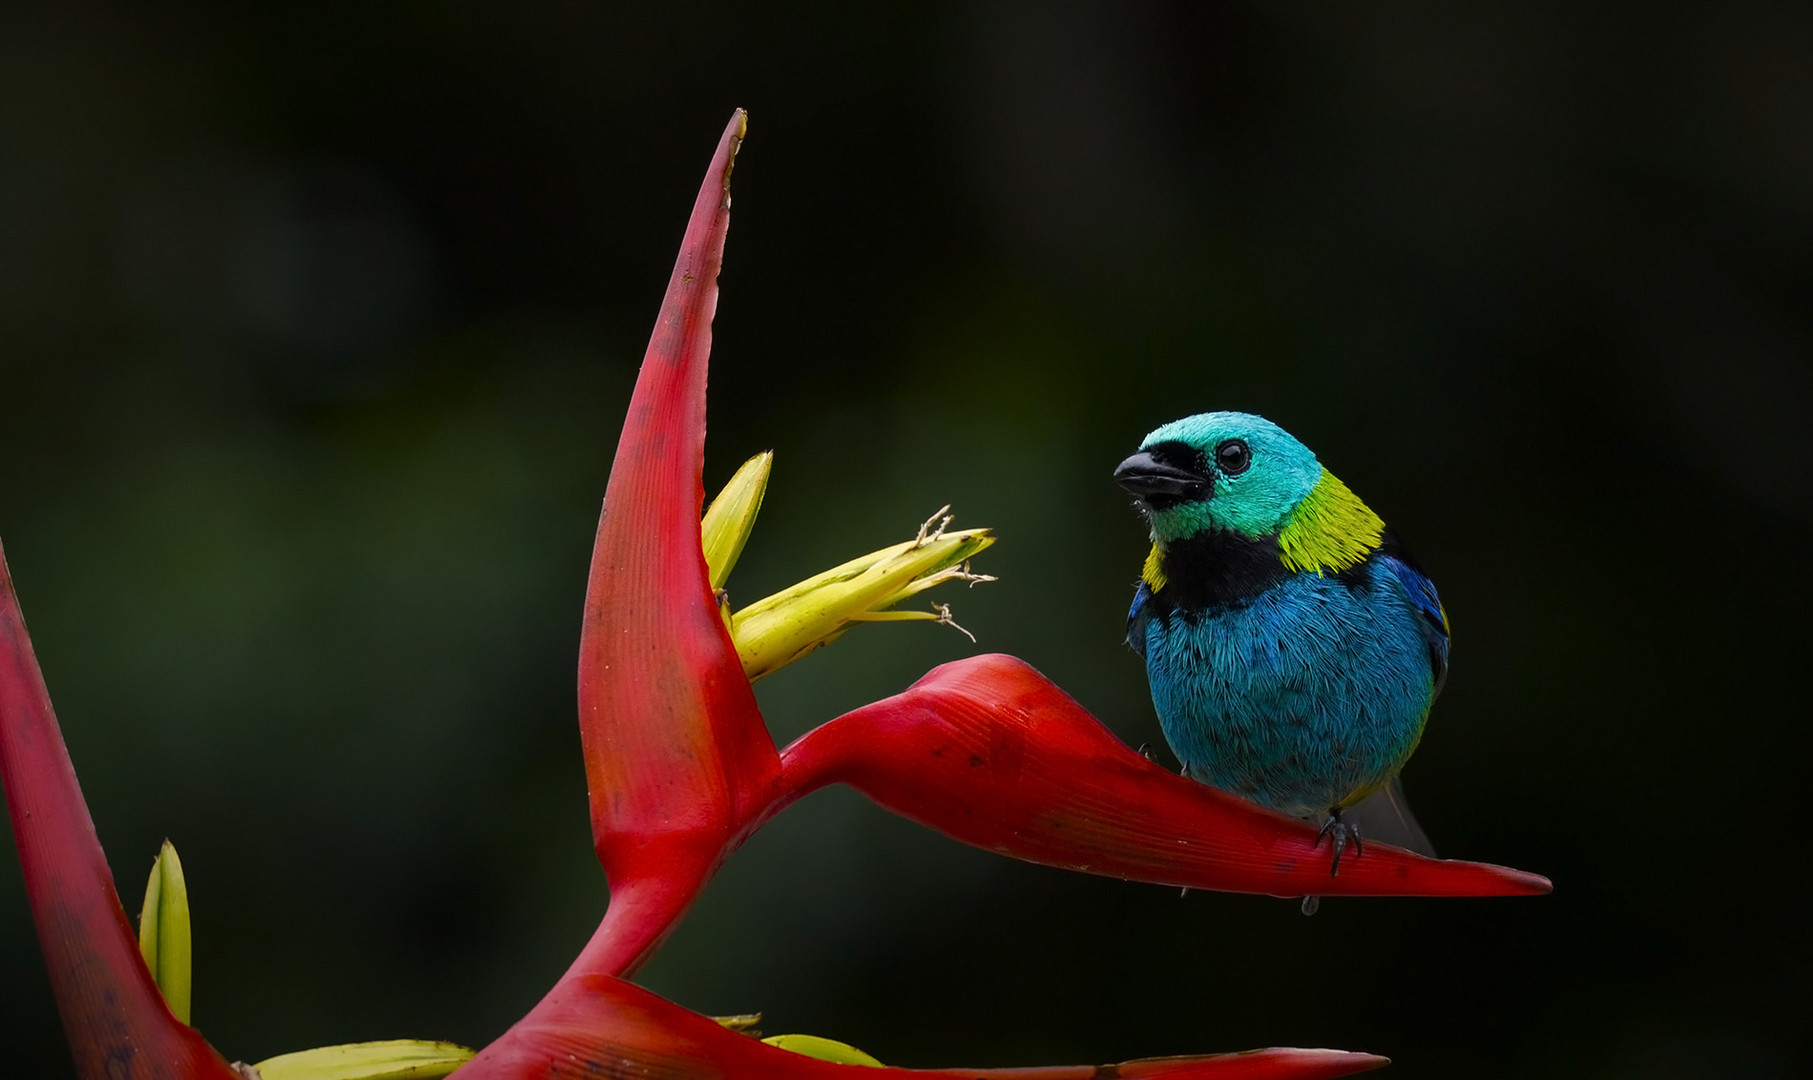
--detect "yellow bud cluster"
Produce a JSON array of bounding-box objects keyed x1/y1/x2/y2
[{"x1": 701, "y1": 453, "x2": 996, "y2": 682}]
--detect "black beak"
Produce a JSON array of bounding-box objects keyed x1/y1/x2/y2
[{"x1": 1113, "y1": 451, "x2": 1212, "y2": 506}]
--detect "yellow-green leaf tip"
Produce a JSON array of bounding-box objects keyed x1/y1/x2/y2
[
  {"x1": 138, "y1": 839, "x2": 192, "y2": 1024},
  {"x1": 762, "y1": 1033, "x2": 884, "y2": 1067},
  {"x1": 252, "y1": 1039, "x2": 477, "y2": 1080},
  {"x1": 702, "y1": 451, "x2": 773, "y2": 590}
]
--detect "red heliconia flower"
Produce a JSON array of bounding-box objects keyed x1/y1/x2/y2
[
  {"x1": 467, "y1": 106, "x2": 1547, "y2": 1077},
  {"x1": 0, "y1": 108, "x2": 1549, "y2": 1080},
  {"x1": 552, "y1": 109, "x2": 1550, "y2": 975}
]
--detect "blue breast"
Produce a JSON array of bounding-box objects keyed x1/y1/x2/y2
[{"x1": 1133, "y1": 557, "x2": 1437, "y2": 818}]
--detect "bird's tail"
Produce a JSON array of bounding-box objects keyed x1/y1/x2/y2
[{"x1": 1345, "y1": 777, "x2": 1435, "y2": 857}]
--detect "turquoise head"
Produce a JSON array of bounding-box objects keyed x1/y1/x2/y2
[{"x1": 1114, "y1": 412, "x2": 1323, "y2": 545}]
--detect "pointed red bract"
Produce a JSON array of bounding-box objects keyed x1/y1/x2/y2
[
  {"x1": 0, "y1": 543, "x2": 238, "y2": 1080},
  {"x1": 458, "y1": 972, "x2": 1386, "y2": 1080},
  {"x1": 575, "y1": 107, "x2": 782, "y2": 975},
  {"x1": 778, "y1": 654, "x2": 1552, "y2": 899}
]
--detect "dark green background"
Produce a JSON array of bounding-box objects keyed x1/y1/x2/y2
[{"x1": 3, "y1": 3, "x2": 1809, "y2": 1077}]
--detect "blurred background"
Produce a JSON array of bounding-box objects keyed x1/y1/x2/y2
[{"x1": 2, "y1": 2, "x2": 1810, "y2": 1077}]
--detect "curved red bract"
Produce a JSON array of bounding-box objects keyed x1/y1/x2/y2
[
  {"x1": 572, "y1": 108, "x2": 782, "y2": 978},
  {"x1": 778, "y1": 654, "x2": 1551, "y2": 900},
  {"x1": 0, "y1": 545, "x2": 239, "y2": 1080},
  {"x1": 456, "y1": 973, "x2": 1387, "y2": 1080}
]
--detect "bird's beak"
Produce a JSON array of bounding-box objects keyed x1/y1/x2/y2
[{"x1": 1113, "y1": 451, "x2": 1212, "y2": 504}]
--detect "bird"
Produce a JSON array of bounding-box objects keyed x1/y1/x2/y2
[{"x1": 1114, "y1": 412, "x2": 1449, "y2": 902}]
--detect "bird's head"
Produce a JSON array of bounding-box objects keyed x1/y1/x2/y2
[{"x1": 1113, "y1": 412, "x2": 1322, "y2": 545}]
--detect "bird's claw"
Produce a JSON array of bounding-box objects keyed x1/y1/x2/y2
[
  {"x1": 1313, "y1": 811, "x2": 1362, "y2": 877},
  {"x1": 1301, "y1": 809, "x2": 1362, "y2": 913}
]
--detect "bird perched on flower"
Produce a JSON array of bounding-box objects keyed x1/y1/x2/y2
[{"x1": 1115, "y1": 412, "x2": 1449, "y2": 898}]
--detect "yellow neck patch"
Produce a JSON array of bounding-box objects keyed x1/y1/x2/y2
[
  {"x1": 1142, "y1": 543, "x2": 1168, "y2": 592},
  {"x1": 1276, "y1": 468, "x2": 1385, "y2": 575}
]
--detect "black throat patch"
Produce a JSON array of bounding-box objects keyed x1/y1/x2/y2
[{"x1": 1146, "y1": 529, "x2": 1291, "y2": 619}]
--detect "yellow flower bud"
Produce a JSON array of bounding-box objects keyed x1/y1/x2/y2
[
  {"x1": 762, "y1": 1033, "x2": 884, "y2": 1067},
  {"x1": 729, "y1": 506, "x2": 994, "y2": 681},
  {"x1": 700, "y1": 452, "x2": 773, "y2": 590},
  {"x1": 250, "y1": 1040, "x2": 475, "y2": 1080},
  {"x1": 138, "y1": 839, "x2": 192, "y2": 1024},
  {"x1": 699, "y1": 451, "x2": 997, "y2": 682}
]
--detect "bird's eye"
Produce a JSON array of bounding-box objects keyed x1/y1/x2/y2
[{"x1": 1215, "y1": 439, "x2": 1251, "y2": 475}]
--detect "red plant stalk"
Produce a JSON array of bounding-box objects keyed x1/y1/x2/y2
[{"x1": 0, "y1": 544, "x2": 239, "y2": 1080}]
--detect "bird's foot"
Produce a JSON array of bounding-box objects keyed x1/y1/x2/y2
[
  {"x1": 1300, "y1": 895, "x2": 1321, "y2": 916},
  {"x1": 1314, "y1": 810, "x2": 1363, "y2": 878}
]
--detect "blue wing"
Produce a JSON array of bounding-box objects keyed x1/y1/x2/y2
[
  {"x1": 1126, "y1": 581, "x2": 1153, "y2": 660},
  {"x1": 1375, "y1": 543, "x2": 1450, "y2": 698}
]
